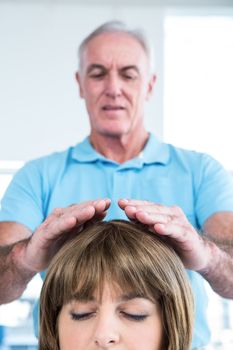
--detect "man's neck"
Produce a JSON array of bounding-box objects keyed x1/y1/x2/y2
[{"x1": 90, "y1": 129, "x2": 149, "y2": 164}]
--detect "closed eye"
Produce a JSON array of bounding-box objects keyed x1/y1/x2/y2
[
  {"x1": 121, "y1": 311, "x2": 148, "y2": 321},
  {"x1": 123, "y1": 75, "x2": 136, "y2": 80},
  {"x1": 70, "y1": 312, "x2": 95, "y2": 321},
  {"x1": 121, "y1": 67, "x2": 139, "y2": 80},
  {"x1": 89, "y1": 73, "x2": 106, "y2": 79}
]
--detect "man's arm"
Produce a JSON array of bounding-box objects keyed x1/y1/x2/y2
[
  {"x1": 0, "y1": 221, "x2": 33, "y2": 303},
  {"x1": 0, "y1": 198, "x2": 110, "y2": 305},
  {"x1": 119, "y1": 199, "x2": 233, "y2": 299},
  {"x1": 199, "y1": 212, "x2": 233, "y2": 298},
  {"x1": 0, "y1": 222, "x2": 31, "y2": 245},
  {"x1": 0, "y1": 235, "x2": 35, "y2": 304}
]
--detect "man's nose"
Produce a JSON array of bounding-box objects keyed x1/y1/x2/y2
[
  {"x1": 94, "y1": 315, "x2": 120, "y2": 348},
  {"x1": 104, "y1": 74, "x2": 122, "y2": 98}
]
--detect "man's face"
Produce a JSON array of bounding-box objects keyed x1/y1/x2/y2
[{"x1": 76, "y1": 32, "x2": 156, "y2": 139}]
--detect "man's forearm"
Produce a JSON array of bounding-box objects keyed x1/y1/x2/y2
[
  {"x1": 198, "y1": 238, "x2": 233, "y2": 299},
  {"x1": 0, "y1": 239, "x2": 36, "y2": 304}
]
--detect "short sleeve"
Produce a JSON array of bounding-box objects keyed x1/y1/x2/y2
[
  {"x1": 195, "y1": 154, "x2": 233, "y2": 228},
  {"x1": 0, "y1": 160, "x2": 45, "y2": 231}
]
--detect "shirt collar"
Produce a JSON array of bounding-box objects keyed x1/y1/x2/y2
[
  {"x1": 140, "y1": 133, "x2": 170, "y2": 165},
  {"x1": 71, "y1": 134, "x2": 170, "y2": 166},
  {"x1": 71, "y1": 137, "x2": 105, "y2": 162}
]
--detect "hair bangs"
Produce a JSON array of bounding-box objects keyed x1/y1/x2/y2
[{"x1": 66, "y1": 221, "x2": 165, "y2": 302}]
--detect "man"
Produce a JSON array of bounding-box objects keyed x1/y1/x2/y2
[{"x1": 0, "y1": 21, "x2": 233, "y2": 349}]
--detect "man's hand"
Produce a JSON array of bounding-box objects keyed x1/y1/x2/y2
[
  {"x1": 18, "y1": 198, "x2": 111, "y2": 273},
  {"x1": 118, "y1": 199, "x2": 214, "y2": 271}
]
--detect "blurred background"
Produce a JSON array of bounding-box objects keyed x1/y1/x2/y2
[{"x1": 0, "y1": 0, "x2": 233, "y2": 349}]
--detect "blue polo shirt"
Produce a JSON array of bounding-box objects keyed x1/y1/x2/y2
[{"x1": 1, "y1": 134, "x2": 233, "y2": 348}]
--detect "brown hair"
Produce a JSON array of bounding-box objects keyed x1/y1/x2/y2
[{"x1": 39, "y1": 220, "x2": 194, "y2": 350}]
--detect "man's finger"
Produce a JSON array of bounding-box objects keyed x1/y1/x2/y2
[
  {"x1": 131, "y1": 210, "x2": 172, "y2": 225},
  {"x1": 153, "y1": 221, "x2": 198, "y2": 245},
  {"x1": 119, "y1": 200, "x2": 179, "y2": 217},
  {"x1": 94, "y1": 198, "x2": 111, "y2": 213},
  {"x1": 38, "y1": 205, "x2": 96, "y2": 237},
  {"x1": 118, "y1": 199, "x2": 152, "y2": 209}
]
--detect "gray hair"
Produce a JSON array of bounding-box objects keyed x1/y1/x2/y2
[{"x1": 78, "y1": 21, "x2": 155, "y2": 73}]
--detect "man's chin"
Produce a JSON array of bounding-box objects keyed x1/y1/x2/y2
[
  {"x1": 94, "y1": 121, "x2": 130, "y2": 137},
  {"x1": 90, "y1": 118, "x2": 133, "y2": 138},
  {"x1": 99, "y1": 128, "x2": 130, "y2": 138}
]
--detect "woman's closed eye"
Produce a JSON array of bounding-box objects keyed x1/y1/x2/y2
[
  {"x1": 121, "y1": 311, "x2": 148, "y2": 322},
  {"x1": 70, "y1": 311, "x2": 148, "y2": 322},
  {"x1": 70, "y1": 312, "x2": 95, "y2": 321}
]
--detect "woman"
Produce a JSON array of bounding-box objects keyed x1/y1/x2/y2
[{"x1": 39, "y1": 220, "x2": 194, "y2": 350}]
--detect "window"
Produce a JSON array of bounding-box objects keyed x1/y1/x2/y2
[
  {"x1": 164, "y1": 14, "x2": 233, "y2": 171},
  {"x1": 164, "y1": 13, "x2": 233, "y2": 349}
]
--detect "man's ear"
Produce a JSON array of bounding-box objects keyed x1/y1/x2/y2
[
  {"x1": 75, "y1": 72, "x2": 84, "y2": 98},
  {"x1": 146, "y1": 74, "x2": 156, "y2": 100}
]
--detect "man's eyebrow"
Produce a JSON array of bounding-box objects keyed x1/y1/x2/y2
[{"x1": 87, "y1": 64, "x2": 106, "y2": 74}]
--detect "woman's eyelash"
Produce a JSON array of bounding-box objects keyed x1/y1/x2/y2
[
  {"x1": 70, "y1": 312, "x2": 94, "y2": 321},
  {"x1": 70, "y1": 311, "x2": 147, "y2": 322},
  {"x1": 121, "y1": 312, "x2": 147, "y2": 321}
]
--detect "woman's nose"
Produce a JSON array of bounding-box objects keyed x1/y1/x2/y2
[{"x1": 94, "y1": 315, "x2": 120, "y2": 348}]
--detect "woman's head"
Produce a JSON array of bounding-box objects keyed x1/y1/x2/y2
[{"x1": 39, "y1": 220, "x2": 194, "y2": 350}]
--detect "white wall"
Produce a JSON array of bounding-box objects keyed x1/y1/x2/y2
[{"x1": 0, "y1": 2, "x2": 164, "y2": 161}]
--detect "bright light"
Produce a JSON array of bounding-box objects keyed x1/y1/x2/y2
[{"x1": 164, "y1": 16, "x2": 233, "y2": 170}]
